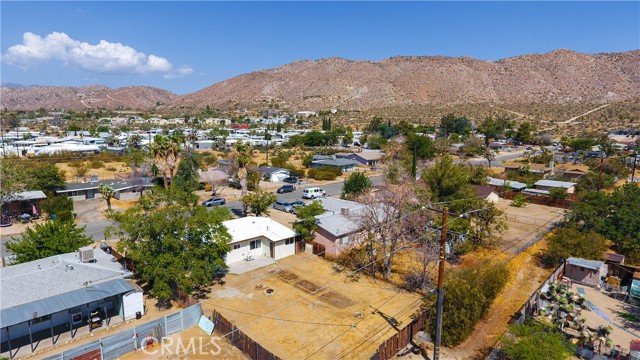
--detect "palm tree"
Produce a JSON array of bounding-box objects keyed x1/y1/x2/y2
[{"x1": 150, "y1": 135, "x2": 171, "y2": 188}]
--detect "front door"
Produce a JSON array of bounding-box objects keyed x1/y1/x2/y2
[{"x1": 270, "y1": 242, "x2": 275, "y2": 258}]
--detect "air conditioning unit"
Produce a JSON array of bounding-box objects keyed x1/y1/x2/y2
[{"x1": 79, "y1": 246, "x2": 95, "y2": 263}]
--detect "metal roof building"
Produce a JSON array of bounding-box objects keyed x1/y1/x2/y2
[{"x1": 0, "y1": 248, "x2": 143, "y2": 357}]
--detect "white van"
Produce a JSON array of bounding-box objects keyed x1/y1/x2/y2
[{"x1": 302, "y1": 187, "x2": 326, "y2": 199}]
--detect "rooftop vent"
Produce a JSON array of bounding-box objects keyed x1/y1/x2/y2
[
  {"x1": 79, "y1": 246, "x2": 94, "y2": 263},
  {"x1": 341, "y1": 207, "x2": 350, "y2": 216}
]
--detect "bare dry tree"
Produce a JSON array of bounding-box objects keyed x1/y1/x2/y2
[
  {"x1": 200, "y1": 169, "x2": 228, "y2": 196},
  {"x1": 353, "y1": 182, "x2": 425, "y2": 280}
]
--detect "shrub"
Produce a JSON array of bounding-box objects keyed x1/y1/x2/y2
[
  {"x1": 89, "y1": 160, "x2": 104, "y2": 169},
  {"x1": 512, "y1": 194, "x2": 528, "y2": 207},
  {"x1": 106, "y1": 166, "x2": 117, "y2": 172},
  {"x1": 307, "y1": 166, "x2": 342, "y2": 180},
  {"x1": 426, "y1": 259, "x2": 510, "y2": 346}
]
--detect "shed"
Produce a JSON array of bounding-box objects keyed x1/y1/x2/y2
[
  {"x1": 534, "y1": 180, "x2": 577, "y2": 194},
  {"x1": 564, "y1": 257, "x2": 607, "y2": 288}
]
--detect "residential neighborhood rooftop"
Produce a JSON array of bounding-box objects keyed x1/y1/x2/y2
[
  {"x1": 566, "y1": 257, "x2": 605, "y2": 271},
  {"x1": 535, "y1": 179, "x2": 577, "y2": 188},
  {"x1": 223, "y1": 216, "x2": 296, "y2": 244}
]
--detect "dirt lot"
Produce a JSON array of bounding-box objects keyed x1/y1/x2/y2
[
  {"x1": 441, "y1": 240, "x2": 555, "y2": 360},
  {"x1": 199, "y1": 253, "x2": 422, "y2": 360},
  {"x1": 56, "y1": 161, "x2": 130, "y2": 182},
  {"x1": 497, "y1": 198, "x2": 566, "y2": 253}
]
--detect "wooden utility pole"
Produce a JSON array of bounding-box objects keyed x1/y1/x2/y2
[{"x1": 433, "y1": 206, "x2": 448, "y2": 360}]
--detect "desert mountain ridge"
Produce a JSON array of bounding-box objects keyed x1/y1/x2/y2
[{"x1": 1, "y1": 49, "x2": 639, "y2": 112}]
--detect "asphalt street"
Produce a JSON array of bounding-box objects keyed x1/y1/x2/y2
[{"x1": 0, "y1": 150, "x2": 528, "y2": 258}]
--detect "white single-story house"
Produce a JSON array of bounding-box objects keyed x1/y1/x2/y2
[
  {"x1": 534, "y1": 180, "x2": 577, "y2": 194},
  {"x1": 223, "y1": 217, "x2": 300, "y2": 264},
  {"x1": 0, "y1": 248, "x2": 143, "y2": 357},
  {"x1": 311, "y1": 157, "x2": 358, "y2": 172},
  {"x1": 54, "y1": 179, "x2": 153, "y2": 201},
  {"x1": 256, "y1": 166, "x2": 291, "y2": 182}
]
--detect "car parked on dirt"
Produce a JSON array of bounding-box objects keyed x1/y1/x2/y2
[
  {"x1": 277, "y1": 184, "x2": 296, "y2": 194},
  {"x1": 203, "y1": 197, "x2": 226, "y2": 207}
]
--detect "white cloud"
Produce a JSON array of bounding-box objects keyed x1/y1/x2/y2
[{"x1": 3, "y1": 32, "x2": 191, "y2": 78}]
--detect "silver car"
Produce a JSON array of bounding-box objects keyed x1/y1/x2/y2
[{"x1": 273, "y1": 199, "x2": 294, "y2": 213}]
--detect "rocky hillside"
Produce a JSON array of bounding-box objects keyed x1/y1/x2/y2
[
  {"x1": 175, "y1": 49, "x2": 640, "y2": 111},
  {"x1": 1, "y1": 85, "x2": 177, "y2": 111},
  {"x1": 2, "y1": 49, "x2": 638, "y2": 112}
]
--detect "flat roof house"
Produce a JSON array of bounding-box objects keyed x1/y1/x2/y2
[
  {"x1": 0, "y1": 247, "x2": 143, "y2": 358},
  {"x1": 311, "y1": 156, "x2": 358, "y2": 172},
  {"x1": 223, "y1": 217, "x2": 301, "y2": 265},
  {"x1": 486, "y1": 177, "x2": 527, "y2": 191},
  {"x1": 54, "y1": 179, "x2": 153, "y2": 201},
  {"x1": 534, "y1": 179, "x2": 577, "y2": 194}
]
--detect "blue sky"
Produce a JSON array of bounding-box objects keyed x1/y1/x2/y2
[{"x1": 1, "y1": 1, "x2": 639, "y2": 95}]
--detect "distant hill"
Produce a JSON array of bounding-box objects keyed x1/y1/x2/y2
[
  {"x1": 2, "y1": 49, "x2": 639, "y2": 113},
  {"x1": 174, "y1": 49, "x2": 640, "y2": 111},
  {"x1": 0, "y1": 85, "x2": 177, "y2": 111}
]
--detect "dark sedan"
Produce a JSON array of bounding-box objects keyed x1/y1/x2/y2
[
  {"x1": 282, "y1": 177, "x2": 299, "y2": 184},
  {"x1": 277, "y1": 184, "x2": 296, "y2": 194}
]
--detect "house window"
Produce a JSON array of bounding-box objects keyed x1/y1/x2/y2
[
  {"x1": 233, "y1": 244, "x2": 241, "y2": 250},
  {"x1": 32, "y1": 314, "x2": 51, "y2": 324},
  {"x1": 71, "y1": 313, "x2": 83, "y2": 325},
  {"x1": 250, "y1": 240, "x2": 261, "y2": 250},
  {"x1": 580, "y1": 267, "x2": 585, "y2": 272},
  {"x1": 285, "y1": 238, "x2": 294, "y2": 245}
]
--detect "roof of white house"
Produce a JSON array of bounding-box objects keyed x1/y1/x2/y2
[
  {"x1": 535, "y1": 180, "x2": 577, "y2": 189},
  {"x1": 223, "y1": 217, "x2": 296, "y2": 244},
  {"x1": 567, "y1": 257, "x2": 605, "y2": 271},
  {"x1": 314, "y1": 198, "x2": 367, "y2": 237}
]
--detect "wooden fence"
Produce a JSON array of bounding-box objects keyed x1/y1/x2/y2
[
  {"x1": 502, "y1": 191, "x2": 575, "y2": 209},
  {"x1": 312, "y1": 241, "x2": 326, "y2": 258},
  {"x1": 376, "y1": 311, "x2": 429, "y2": 360},
  {"x1": 211, "y1": 310, "x2": 281, "y2": 360}
]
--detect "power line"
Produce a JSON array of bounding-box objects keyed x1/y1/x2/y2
[{"x1": 171, "y1": 217, "x2": 465, "y2": 360}]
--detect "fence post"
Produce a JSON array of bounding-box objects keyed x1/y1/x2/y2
[
  {"x1": 133, "y1": 325, "x2": 137, "y2": 351},
  {"x1": 99, "y1": 339, "x2": 103, "y2": 360}
]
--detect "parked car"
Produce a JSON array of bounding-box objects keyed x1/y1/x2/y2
[
  {"x1": 282, "y1": 177, "x2": 299, "y2": 184},
  {"x1": 277, "y1": 184, "x2": 296, "y2": 194},
  {"x1": 203, "y1": 197, "x2": 226, "y2": 207},
  {"x1": 228, "y1": 178, "x2": 241, "y2": 189},
  {"x1": 302, "y1": 187, "x2": 326, "y2": 199},
  {"x1": 290, "y1": 200, "x2": 306, "y2": 213},
  {"x1": 274, "y1": 199, "x2": 294, "y2": 213}
]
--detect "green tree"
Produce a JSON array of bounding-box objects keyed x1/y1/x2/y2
[
  {"x1": 421, "y1": 155, "x2": 477, "y2": 214},
  {"x1": 514, "y1": 122, "x2": 535, "y2": 144},
  {"x1": 40, "y1": 195, "x2": 74, "y2": 221},
  {"x1": 545, "y1": 227, "x2": 607, "y2": 266},
  {"x1": 342, "y1": 172, "x2": 372, "y2": 199},
  {"x1": 173, "y1": 153, "x2": 201, "y2": 193},
  {"x1": 0, "y1": 160, "x2": 27, "y2": 204},
  {"x1": 439, "y1": 113, "x2": 472, "y2": 137},
  {"x1": 501, "y1": 319, "x2": 575, "y2": 360},
  {"x1": 567, "y1": 184, "x2": 640, "y2": 263},
  {"x1": 302, "y1": 153, "x2": 314, "y2": 168},
  {"x1": 342, "y1": 129, "x2": 354, "y2": 146},
  {"x1": 6, "y1": 220, "x2": 92, "y2": 264},
  {"x1": 365, "y1": 134, "x2": 388, "y2": 149},
  {"x1": 25, "y1": 163, "x2": 66, "y2": 192},
  {"x1": 548, "y1": 187, "x2": 568, "y2": 200},
  {"x1": 512, "y1": 194, "x2": 528, "y2": 207},
  {"x1": 293, "y1": 200, "x2": 325, "y2": 240},
  {"x1": 426, "y1": 259, "x2": 510, "y2": 346},
  {"x1": 240, "y1": 191, "x2": 277, "y2": 216},
  {"x1": 109, "y1": 189, "x2": 232, "y2": 305},
  {"x1": 405, "y1": 133, "x2": 436, "y2": 160},
  {"x1": 97, "y1": 184, "x2": 115, "y2": 210}
]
